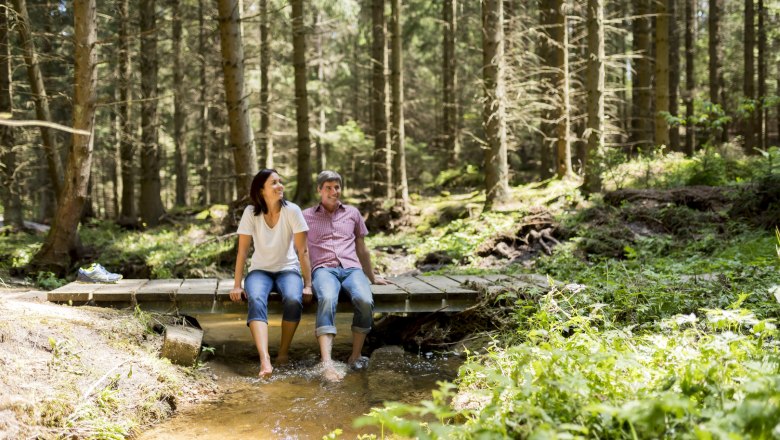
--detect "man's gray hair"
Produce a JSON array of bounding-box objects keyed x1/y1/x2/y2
[{"x1": 316, "y1": 170, "x2": 342, "y2": 189}]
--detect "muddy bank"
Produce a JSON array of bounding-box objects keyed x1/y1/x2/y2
[{"x1": 0, "y1": 290, "x2": 217, "y2": 439}]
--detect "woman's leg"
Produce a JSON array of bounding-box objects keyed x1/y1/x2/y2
[
  {"x1": 274, "y1": 271, "x2": 304, "y2": 363},
  {"x1": 245, "y1": 270, "x2": 274, "y2": 377}
]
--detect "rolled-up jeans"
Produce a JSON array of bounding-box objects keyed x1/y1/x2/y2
[
  {"x1": 312, "y1": 267, "x2": 374, "y2": 337},
  {"x1": 245, "y1": 269, "x2": 303, "y2": 325}
]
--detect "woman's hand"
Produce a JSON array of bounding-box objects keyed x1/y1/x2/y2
[
  {"x1": 302, "y1": 286, "x2": 313, "y2": 304},
  {"x1": 229, "y1": 287, "x2": 246, "y2": 302}
]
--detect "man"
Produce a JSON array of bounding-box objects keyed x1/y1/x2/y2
[{"x1": 303, "y1": 170, "x2": 388, "y2": 381}]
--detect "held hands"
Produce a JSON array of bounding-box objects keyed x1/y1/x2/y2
[
  {"x1": 302, "y1": 286, "x2": 313, "y2": 304},
  {"x1": 229, "y1": 287, "x2": 246, "y2": 302}
]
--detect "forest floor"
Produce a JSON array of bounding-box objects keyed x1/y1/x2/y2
[{"x1": 0, "y1": 287, "x2": 218, "y2": 439}]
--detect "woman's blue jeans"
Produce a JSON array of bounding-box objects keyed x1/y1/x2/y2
[
  {"x1": 312, "y1": 267, "x2": 374, "y2": 337},
  {"x1": 245, "y1": 269, "x2": 303, "y2": 325}
]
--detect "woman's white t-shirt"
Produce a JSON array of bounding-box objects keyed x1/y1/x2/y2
[{"x1": 236, "y1": 202, "x2": 309, "y2": 273}]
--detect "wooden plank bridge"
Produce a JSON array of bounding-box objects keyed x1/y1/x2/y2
[{"x1": 47, "y1": 274, "x2": 551, "y2": 313}]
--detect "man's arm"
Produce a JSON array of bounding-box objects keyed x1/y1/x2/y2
[{"x1": 355, "y1": 235, "x2": 389, "y2": 285}]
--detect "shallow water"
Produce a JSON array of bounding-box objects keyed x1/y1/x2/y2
[{"x1": 139, "y1": 313, "x2": 461, "y2": 440}]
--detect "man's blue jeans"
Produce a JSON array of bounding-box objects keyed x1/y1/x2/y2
[
  {"x1": 244, "y1": 269, "x2": 303, "y2": 325},
  {"x1": 312, "y1": 267, "x2": 374, "y2": 337}
]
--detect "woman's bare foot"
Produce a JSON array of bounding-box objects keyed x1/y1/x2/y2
[{"x1": 259, "y1": 356, "x2": 273, "y2": 378}]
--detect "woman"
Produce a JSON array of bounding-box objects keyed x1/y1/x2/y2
[{"x1": 229, "y1": 169, "x2": 312, "y2": 377}]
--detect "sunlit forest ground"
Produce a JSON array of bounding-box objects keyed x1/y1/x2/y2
[{"x1": 2, "y1": 146, "x2": 780, "y2": 438}]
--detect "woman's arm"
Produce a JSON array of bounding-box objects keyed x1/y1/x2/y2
[
  {"x1": 294, "y1": 231, "x2": 313, "y2": 303},
  {"x1": 230, "y1": 234, "x2": 252, "y2": 302}
]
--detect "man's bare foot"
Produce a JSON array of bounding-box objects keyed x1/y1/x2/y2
[
  {"x1": 275, "y1": 353, "x2": 289, "y2": 365},
  {"x1": 259, "y1": 356, "x2": 273, "y2": 378},
  {"x1": 321, "y1": 361, "x2": 345, "y2": 382},
  {"x1": 347, "y1": 355, "x2": 369, "y2": 370}
]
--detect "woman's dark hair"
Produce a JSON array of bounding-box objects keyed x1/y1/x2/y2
[{"x1": 249, "y1": 168, "x2": 287, "y2": 215}]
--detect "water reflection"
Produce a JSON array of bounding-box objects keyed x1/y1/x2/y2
[{"x1": 140, "y1": 313, "x2": 460, "y2": 440}]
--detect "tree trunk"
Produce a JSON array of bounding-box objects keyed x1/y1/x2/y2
[
  {"x1": 632, "y1": 0, "x2": 653, "y2": 151},
  {"x1": 30, "y1": 0, "x2": 97, "y2": 275},
  {"x1": 291, "y1": 0, "x2": 313, "y2": 204},
  {"x1": 757, "y1": 0, "x2": 766, "y2": 150},
  {"x1": 742, "y1": 0, "x2": 755, "y2": 152},
  {"x1": 482, "y1": 0, "x2": 509, "y2": 209},
  {"x1": 776, "y1": 14, "x2": 780, "y2": 147},
  {"x1": 584, "y1": 0, "x2": 604, "y2": 193},
  {"x1": 11, "y1": 0, "x2": 64, "y2": 198},
  {"x1": 684, "y1": 0, "x2": 695, "y2": 155},
  {"x1": 139, "y1": 0, "x2": 166, "y2": 226},
  {"x1": 708, "y1": 0, "x2": 720, "y2": 106},
  {"x1": 654, "y1": 0, "x2": 670, "y2": 147},
  {"x1": 371, "y1": 0, "x2": 390, "y2": 199},
  {"x1": 171, "y1": 0, "x2": 187, "y2": 206},
  {"x1": 442, "y1": 0, "x2": 459, "y2": 165},
  {"x1": 117, "y1": 0, "x2": 135, "y2": 223},
  {"x1": 0, "y1": 0, "x2": 22, "y2": 228},
  {"x1": 390, "y1": 0, "x2": 408, "y2": 205},
  {"x1": 315, "y1": 12, "x2": 326, "y2": 172},
  {"x1": 538, "y1": 0, "x2": 556, "y2": 178},
  {"x1": 553, "y1": 0, "x2": 571, "y2": 177},
  {"x1": 198, "y1": 0, "x2": 210, "y2": 205},
  {"x1": 217, "y1": 0, "x2": 258, "y2": 200},
  {"x1": 258, "y1": 0, "x2": 272, "y2": 168},
  {"x1": 668, "y1": 0, "x2": 680, "y2": 152}
]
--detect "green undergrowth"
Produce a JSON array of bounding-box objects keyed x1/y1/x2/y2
[
  {"x1": 355, "y1": 150, "x2": 780, "y2": 439},
  {"x1": 358, "y1": 228, "x2": 780, "y2": 438}
]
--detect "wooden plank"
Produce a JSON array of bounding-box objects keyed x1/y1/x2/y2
[
  {"x1": 177, "y1": 278, "x2": 218, "y2": 303},
  {"x1": 416, "y1": 275, "x2": 475, "y2": 294},
  {"x1": 48, "y1": 282, "x2": 102, "y2": 302},
  {"x1": 215, "y1": 278, "x2": 235, "y2": 301},
  {"x1": 136, "y1": 279, "x2": 182, "y2": 302},
  {"x1": 370, "y1": 282, "x2": 408, "y2": 302},
  {"x1": 390, "y1": 276, "x2": 444, "y2": 301},
  {"x1": 92, "y1": 279, "x2": 147, "y2": 303}
]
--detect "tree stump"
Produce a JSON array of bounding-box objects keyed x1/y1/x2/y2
[{"x1": 160, "y1": 325, "x2": 203, "y2": 366}]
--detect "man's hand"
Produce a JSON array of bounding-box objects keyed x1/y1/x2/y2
[
  {"x1": 302, "y1": 286, "x2": 313, "y2": 304},
  {"x1": 372, "y1": 276, "x2": 391, "y2": 285},
  {"x1": 229, "y1": 287, "x2": 246, "y2": 302}
]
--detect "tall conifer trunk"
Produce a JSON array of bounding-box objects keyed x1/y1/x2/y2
[
  {"x1": 668, "y1": 0, "x2": 680, "y2": 152},
  {"x1": 553, "y1": 0, "x2": 571, "y2": 177},
  {"x1": 442, "y1": 0, "x2": 459, "y2": 165},
  {"x1": 259, "y1": 0, "x2": 272, "y2": 168},
  {"x1": 171, "y1": 0, "x2": 187, "y2": 206},
  {"x1": 30, "y1": 0, "x2": 97, "y2": 275},
  {"x1": 538, "y1": 0, "x2": 556, "y2": 178},
  {"x1": 117, "y1": 0, "x2": 135, "y2": 223},
  {"x1": 11, "y1": 0, "x2": 64, "y2": 197},
  {"x1": 743, "y1": 0, "x2": 755, "y2": 152},
  {"x1": 139, "y1": 0, "x2": 166, "y2": 226},
  {"x1": 684, "y1": 0, "x2": 695, "y2": 155},
  {"x1": 371, "y1": 0, "x2": 390, "y2": 198},
  {"x1": 708, "y1": 0, "x2": 720, "y2": 106},
  {"x1": 632, "y1": 0, "x2": 653, "y2": 151},
  {"x1": 217, "y1": 0, "x2": 258, "y2": 200},
  {"x1": 654, "y1": 0, "x2": 670, "y2": 147},
  {"x1": 291, "y1": 0, "x2": 312, "y2": 203},
  {"x1": 482, "y1": 0, "x2": 509, "y2": 209},
  {"x1": 390, "y1": 0, "x2": 408, "y2": 204},
  {"x1": 757, "y1": 0, "x2": 766, "y2": 149},
  {"x1": 0, "y1": 0, "x2": 22, "y2": 228},
  {"x1": 584, "y1": 0, "x2": 604, "y2": 193}
]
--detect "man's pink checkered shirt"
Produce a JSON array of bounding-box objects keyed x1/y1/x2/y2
[{"x1": 302, "y1": 203, "x2": 368, "y2": 271}]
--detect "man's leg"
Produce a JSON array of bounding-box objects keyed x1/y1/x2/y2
[
  {"x1": 342, "y1": 269, "x2": 374, "y2": 366},
  {"x1": 244, "y1": 270, "x2": 274, "y2": 377},
  {"x1": 312, "y1": 268, "x2": 344, "y2": 381},
  {"x1": 275, "y1": 271, "x2": 303, "y2": 364}
]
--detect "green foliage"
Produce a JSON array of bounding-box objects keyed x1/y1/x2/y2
[{"x1": 36, "y1": 271, "x2": 66, "y2": 290}]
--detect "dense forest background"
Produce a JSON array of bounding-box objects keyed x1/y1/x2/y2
[{"x1": 0, "y1": 0, "x2": 779, "y2": 273}]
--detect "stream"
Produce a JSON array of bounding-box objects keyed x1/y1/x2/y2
[{"x1": 139, "y1": 313, "x2": 462, "y2": 439}]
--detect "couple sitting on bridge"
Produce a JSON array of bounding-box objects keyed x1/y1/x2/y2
[{"x1": 228, "y1": 169, "x2": 389, "y2": 381}]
